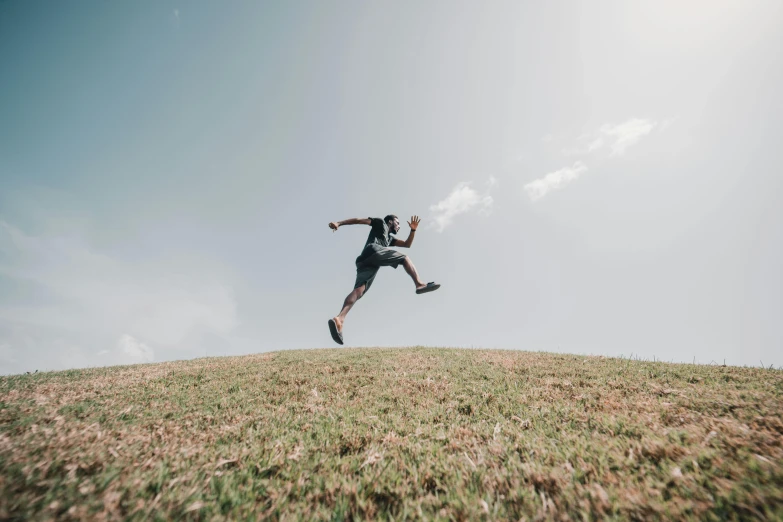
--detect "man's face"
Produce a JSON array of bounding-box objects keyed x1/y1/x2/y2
[{"x1": 390, "y1": 218, "x2": 400, "y2": 234}]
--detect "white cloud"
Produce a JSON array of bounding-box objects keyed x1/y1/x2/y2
[
  {"x1": 0, "y1": 220, "x2": 239, "y2": 373},
  {"x1": 600, "y1": 118, "x2": 657, "y2": 156},
  {"x1": 560, "y1": 136, "x2": 604, "y2": 157},
  {"x1": 524, "y1": 161, "x2": 588, "y2": 202},
  {"x1": 560, "y1": 118, "x2": 659, "y2": 158},
  {"x1": 527, "y1": 117, "x2": 669, "y2": 202},
  {"x1": 117, "y1": 334, "x2": 154, "y2": 363},
  {"x1": 429, "y1": 179, "x2": 495, "y2": 232},
  {"x1": 587, "y1": 137, "x2": 604, "y2": 153}
]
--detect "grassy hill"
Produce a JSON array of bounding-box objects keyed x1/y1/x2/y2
[{"x1": 1, "y1": 348, "x2": 782, "y2": 520}]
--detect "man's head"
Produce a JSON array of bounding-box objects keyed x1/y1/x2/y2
[{"x1": 384, "y1": 214, "x2": 400, "y2": 234}]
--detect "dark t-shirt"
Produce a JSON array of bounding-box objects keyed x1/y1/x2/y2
[
  {"x1": 357, "y1": 217, "x2": 396, "y2": 261},
  {"x1": 364, "y1": 217, "x2": 395, "y2": 248}
]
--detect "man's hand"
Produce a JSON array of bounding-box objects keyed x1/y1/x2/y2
[
  {"x1": 392, "y1": 216, "x2": 421, "y2": 248},
  {"x1": 329, "y1": 222, "x2": 340, "y2": 232}
]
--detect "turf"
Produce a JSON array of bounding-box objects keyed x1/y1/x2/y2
[{"x1": 1, "y1": 348, "x2": 782, "y2": 520}]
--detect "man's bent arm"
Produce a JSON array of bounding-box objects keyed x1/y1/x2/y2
[
  {"x1": 337, "y1": 218, "x2": 371, "y2": 226},
  {"x1": 394, "y1": 229, "x2": 416, "y2": 248},
  {"x1": 329, "y1": 218, "x2": 371, "y2": 231}
]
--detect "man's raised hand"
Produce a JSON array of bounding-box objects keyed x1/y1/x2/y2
[
  {"x1": 329, "y1": 222, "x2": 340, "y2": 232},
  {"x1": 408, "y1": 215, "x2": 420, "y2": 231}
]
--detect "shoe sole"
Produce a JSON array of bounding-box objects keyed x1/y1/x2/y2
[{"x1": 328, "y1": 319, "x2": 344, "y2": 345}]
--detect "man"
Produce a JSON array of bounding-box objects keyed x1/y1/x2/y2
[{"x1": 327, "y1": 214, "x2": 440, "y2": 345}]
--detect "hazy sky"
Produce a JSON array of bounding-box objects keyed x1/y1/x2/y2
[{"x1": 1, "y1": 1, "x2": 781, "y2": 375}]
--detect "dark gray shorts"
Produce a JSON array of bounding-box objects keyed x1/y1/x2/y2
[{"x1": 354, "y1": 247, "x2": 407, "y2": 293}]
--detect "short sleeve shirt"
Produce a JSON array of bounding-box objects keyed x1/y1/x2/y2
[{"x1": 364, "y1": 217, "x2": 396, "y2": 250}]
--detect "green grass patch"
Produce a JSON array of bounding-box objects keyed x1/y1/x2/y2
[{"x1": 1, "y1": 348, "x2": 782, "y2": 520}]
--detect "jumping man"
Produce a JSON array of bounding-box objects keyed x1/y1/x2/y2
[{"x1": 327, "y1": 215, "x2": 440, "y2": 345}]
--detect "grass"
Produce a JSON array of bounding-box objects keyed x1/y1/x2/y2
[{"x1": 1, "y1": 347, "x2": 782, "y2": 521}]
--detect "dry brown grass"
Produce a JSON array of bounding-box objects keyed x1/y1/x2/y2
[{"x1": 1, "y1": 348, "x2": 782, "y2": 520}]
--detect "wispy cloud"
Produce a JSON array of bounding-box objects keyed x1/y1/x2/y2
[
  {"x1": 561, "y1": 118, "x2": 659, "y2": 157},
  {"x1": 587, "y1": 137, "x2": 604, "y2": 153},
  {"x1": 429, "y1": 178, "x2": 495, "y2": 232},
  {"x1": 115, "y1": 334, "x2": 154, "y2": 363},
  {"x1": 524, "y1": 161, "x2": 588, "y2": 202},
  {"x1": 531, "y1": 117, "x2": 668, "y2": 201},
  {"x1": 600, "y1": 118, "x2": 657, "y2": 156},
  {"x1": 0, "y1": 219, "x2": 238, "y2": 374}
]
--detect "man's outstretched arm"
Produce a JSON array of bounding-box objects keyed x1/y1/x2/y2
[
  {"x1": 329, "y1": 218, "x2": 371, "y2": 231},
  {"x1": 391, "y1": 215, "x2": 420, "y2": 248}
]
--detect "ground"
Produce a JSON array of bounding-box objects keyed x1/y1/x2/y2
[{"x1": 1, "y1": 348, "x2": 782, "y2": 520}]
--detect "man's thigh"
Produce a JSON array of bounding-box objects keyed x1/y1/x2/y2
[
  {"x1": 366, "y1": 248, "x2": 406, "y2": 268},
  {"x1": 354, "y1": 264, "x2": 379, "y2": 292}
]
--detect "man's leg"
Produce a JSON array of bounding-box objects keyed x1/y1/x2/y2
[
  {"x1": 402, "y1": 256, "x2": 428, "y2": 290},
  {"x1": 333, "y1": 284, "x2": 365, "y2": 332}
]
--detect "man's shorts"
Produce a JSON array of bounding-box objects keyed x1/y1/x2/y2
[{"x1": 354, "y1": 247, "x2": 407, "y2": 293}]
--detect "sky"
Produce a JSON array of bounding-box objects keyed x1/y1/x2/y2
[{"x1": 1, "y1": 0, "x2": 781, "y2": 375}]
